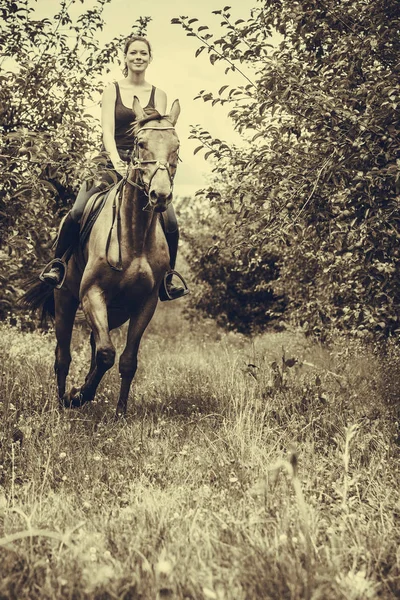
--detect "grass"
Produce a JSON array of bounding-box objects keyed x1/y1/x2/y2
[{"x1": 0, "y1": 302, "x2": 399, "y2": 599}]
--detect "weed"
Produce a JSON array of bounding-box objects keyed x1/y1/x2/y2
[{"x1": 0, "y1": 308, "x2": 399, "y2": 598}]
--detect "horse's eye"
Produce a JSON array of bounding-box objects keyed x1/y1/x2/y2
[{"x1": 137, "y1": 141, "x2": 145, "y2": 149}]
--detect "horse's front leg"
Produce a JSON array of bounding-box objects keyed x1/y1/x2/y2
[
  {"x1": 84, "y1": 332, "x2": 96, "y2": 384},
  {"x1": 54, "y1": 289, "x2": 79, "y2": 403},
  {"x1": 66, "y1": 285, "x2": 115, "y2": 406},
  {"x1": 116, "y1": 295, "x2": 158, "y2": 418}
]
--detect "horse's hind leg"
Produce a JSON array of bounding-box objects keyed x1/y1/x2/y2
[
  {"x1": 116, "y1": 295, "x2": 158, "y2": 418},
  {"x1": 77, "y1": 285, "x2": 115, "y2": 404},
  {"x1": 54, "y1": 289, "x2": 79, "y2": 402}
]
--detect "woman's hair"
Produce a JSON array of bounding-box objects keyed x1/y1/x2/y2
[{"x1": 123, "y1": 36, "x2": 152, "y2": 76}]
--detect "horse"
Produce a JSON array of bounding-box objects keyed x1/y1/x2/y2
[{"x1": 23, "y1": 97, "x2": 181, "y2": 417}]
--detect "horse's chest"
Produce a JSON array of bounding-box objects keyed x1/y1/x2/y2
[{"x1": 120, "y1": 257, "x2": 159, "y2": 295}]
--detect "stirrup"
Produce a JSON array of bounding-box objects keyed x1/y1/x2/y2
[
  {"x1": 160, "y1": 270, "x2": 190, "y2": 301},
  {"x1": 39, "y1": 258, "x2": 67, "y2": 290}
]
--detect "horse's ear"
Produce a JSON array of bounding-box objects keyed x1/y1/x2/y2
[
  {"x1": 168, "y1": 100, "x2": 181, "y2": 126},
  {"x1": 132, "y1": 96, "x2": 145, "y2": 121}
]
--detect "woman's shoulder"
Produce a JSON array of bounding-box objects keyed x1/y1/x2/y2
[
  {"x1": 153, "y1": 86, "x2": 167, "y2": 105},
  {"x1": 153, "y1": 87, "x2": 167, "y2": 114},
  {"x1": 115, "y1": 78, "x2": 130, "y2": 89},
  {"x1": 154, "y1": 86, "x2": 166, "y2": 98},
  {"x1": 102, "y1": 82, "x2": 118, "y2": 99}
]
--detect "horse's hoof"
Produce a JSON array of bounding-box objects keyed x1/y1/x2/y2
[{"x1": 63, "y1": 386, "x2": 84, "y2": 408}]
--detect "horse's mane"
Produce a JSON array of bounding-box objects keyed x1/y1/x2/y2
[
  {"x1": 130, "y1": 111, "x2": 170, "y2": 135},
  {"x1": 137, "y1": 111, "x2": 164, "y2": 127}
]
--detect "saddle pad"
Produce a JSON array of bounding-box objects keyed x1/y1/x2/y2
[{"x1": 79, "y1": 183, "x2": 121, "y2": 248}]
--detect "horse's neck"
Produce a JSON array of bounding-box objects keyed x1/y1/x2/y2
[{"x1": 121, "y1": 184, "x2": 157, "y2": 255}]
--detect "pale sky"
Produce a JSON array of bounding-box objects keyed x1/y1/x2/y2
[{"x1": 34, "y1": 0, "x2": 260, "y2": 198}]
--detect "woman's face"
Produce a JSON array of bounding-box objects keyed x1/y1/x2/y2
[{"x1": 125, "y1": 40, "x2": 151, "y2": 74}]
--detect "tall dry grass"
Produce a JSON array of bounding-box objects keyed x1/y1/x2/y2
[{"x1": 0, "y1": 303, "x2": 399, "y2": 599}]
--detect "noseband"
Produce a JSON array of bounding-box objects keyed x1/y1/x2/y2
[{"x1": 126, "y1": 125, "x2": 178, "y2": 198}]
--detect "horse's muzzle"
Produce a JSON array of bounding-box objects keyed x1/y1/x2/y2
[{"x1": 149, "y1": 190, "x2": 173, "y2": 212}]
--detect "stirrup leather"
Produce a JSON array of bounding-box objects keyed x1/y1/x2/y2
[
  {"x1": 39, "y1": 258, "x2": 67, "y2": 290},
  {"x1": 161, "y1": 269, "x2": 189, "y2": 301}
]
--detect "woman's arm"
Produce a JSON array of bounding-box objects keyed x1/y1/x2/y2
[{"x1": 101, "y1": 84, "x2": 125, "y2": 174}]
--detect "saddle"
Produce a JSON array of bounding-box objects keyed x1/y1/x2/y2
[
  {"x1": 80, "y1": 181, "x2": 121, "y2": 246},
  {"x1": 76, "y1": 181, "x2": 189, "y2": 298},
  {"x1": 79, "y1": 180, "x2": 124, "y2": 271}
]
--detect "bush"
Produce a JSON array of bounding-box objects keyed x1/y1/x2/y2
[{"x1": 174, "y1": 0, "x2": 400, "y2": 339}]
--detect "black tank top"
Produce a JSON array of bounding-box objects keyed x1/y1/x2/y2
[{"x1": 114, "y1": 82, "x2": 156, "y2": 151}]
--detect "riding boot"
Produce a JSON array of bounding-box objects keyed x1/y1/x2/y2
[
  {"x1": 40, "y1": 213, "x2": 80, "y2": 287},
  {"x1": 159, "y1": 225, "x2": 189, "y2": 302}
]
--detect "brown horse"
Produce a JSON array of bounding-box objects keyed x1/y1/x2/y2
[{"x1": 25, "y1": 98, "x2": 181, "y2": 417}]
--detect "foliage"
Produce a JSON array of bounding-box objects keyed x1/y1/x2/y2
[
  {"x1": 179, "y1": 196, "x2": 286, "y2": 334},
  {"x1": 0, "y1": 0, "x2": 149, "y2": 319},
  {"x1": 0, "y1": 312, "x2": 399, "y2": 598},
  {"x1": 173, "y1": 0, "x2": 400, "y2": 339}
]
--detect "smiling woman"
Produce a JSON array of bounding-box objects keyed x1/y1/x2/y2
[
  {"x1": 40, "y1": 35, "x2": 188, "y2": 302},
  {"x1": 103, "y1": 37, "x2": 167, "y2": 176}
]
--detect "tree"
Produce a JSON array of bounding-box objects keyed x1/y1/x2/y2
[
  {"x1": 179, "y1": 195, "x2": 285, "y2": 334},
  {"x1": 173, "y1": 0, "x2": 400, "y2": 338},
  {"x1": 0, "y1": 0, "x2": 149, "y2": 320}
]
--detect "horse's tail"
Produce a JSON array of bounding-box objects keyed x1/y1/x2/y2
[{"x1": 18, "y1": 277, "x2": 55, "y2": 323}]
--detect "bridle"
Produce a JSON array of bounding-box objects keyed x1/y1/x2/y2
[
  {"x1": 105, "y1": 120, "x2": 180, "y2": 271},
  {"x1": 125, "y1": 123, "x2": 179, "y2": 199}
]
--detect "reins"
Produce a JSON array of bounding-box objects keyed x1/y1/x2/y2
[
  {"x1": 105, "y1": 180, "x2": 124, "y2": 271},
  {"x1": 105, "y1": 120, "x2": 179, "y2": 269}
]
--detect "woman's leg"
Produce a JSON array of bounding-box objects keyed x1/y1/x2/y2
[
  {"x1": 70, "y1": 180, "x2": 97, "y2": 222},
  {"x1": 159, "y1": 203, "x2": 189, "y2": 301},
  {"x1": 41, "y1": 176, "x2": 114, "y2": 286},
  {"x1": 70, "y1": 167, "x2": 118, "y2": 222},
  {"x1": 164, "y1": 202, "x2": 179, "y2": 269},
  {"x1": 40, "y1": 213, "x2": 81, "y2": 285}
]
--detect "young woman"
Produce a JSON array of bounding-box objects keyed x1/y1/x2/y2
[{"x1": 41, "y1": 36, "x2": 188, "y2": 301}]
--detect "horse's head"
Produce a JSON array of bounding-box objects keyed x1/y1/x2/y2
[{"x1": 131, "y1": 98, "x2": 181, "y2": 212}]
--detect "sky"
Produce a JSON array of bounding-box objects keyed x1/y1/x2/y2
[{"x1": 34, "y1": 0, "x2": 260, "y2": 198}]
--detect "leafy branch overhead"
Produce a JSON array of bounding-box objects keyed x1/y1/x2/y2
[{"x1": 174, "y1": 0, "x2": 400, "y2": 338}]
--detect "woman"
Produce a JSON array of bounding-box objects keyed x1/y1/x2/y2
[{"x1": 41, "y1": 36, "x2": 188, "y2": 301}]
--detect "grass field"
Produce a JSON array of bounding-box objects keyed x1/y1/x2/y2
[{"x1": 0, "y1": 302, "x2": 399, "y2": 599}]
